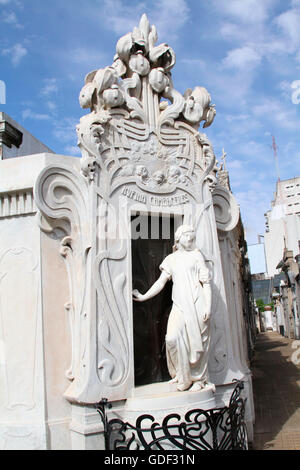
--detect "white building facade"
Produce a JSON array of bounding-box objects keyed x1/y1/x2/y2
[{"x1": 264, "y1": 177, "x2": 300, "y2": 277}]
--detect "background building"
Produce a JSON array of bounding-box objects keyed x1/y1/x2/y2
[
  {"x1": 264, "y1": 177, "x2": 300, "y2": 277},
  {"x1": 247, "y1": 177, "x2": 300, "y2": 339},
  {"x1": 0, "y1": 111, "x2": 53, "y2": 160}
]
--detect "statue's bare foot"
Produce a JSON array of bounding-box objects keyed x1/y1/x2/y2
[
  {"x1": 189, "y1": 381, "x2": 204, "y2": 392},
  {"x1": 169, "y1": 376, "x2": 178, "y2": 384},
  {"x1": 177, "y1": 382, "x2": 191, "y2": 391}
]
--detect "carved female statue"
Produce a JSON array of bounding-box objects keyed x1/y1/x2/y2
[{"x1": 133, "y1": 225, "x2": 213, "y2": 392}]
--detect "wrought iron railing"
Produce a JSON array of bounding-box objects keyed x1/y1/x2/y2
[{"x1": 95, "y1": 380, "x2": 248, "y2": 450}]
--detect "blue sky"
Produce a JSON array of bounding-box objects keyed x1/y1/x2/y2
[{"x1": 0, "y1": 0, "x2": 300, "y2": 244}]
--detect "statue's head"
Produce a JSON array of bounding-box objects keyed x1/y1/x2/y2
[{"x1": 173, "y1": 224, "x2": 195, "y2": 251}]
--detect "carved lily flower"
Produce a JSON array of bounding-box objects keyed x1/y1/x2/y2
[
  {"x1": 116, "y1": 28, "x2": 148, "y2": 64},
  {"x1": 149, "y1": 43, "x2": 176, "y2": 71},
  {"x1": 149, "y1": 67, "x2": 169, "y2": 93},
  {"x1": 129, "y1": 51, "x2": 150, "y2": 76},
  {"x1": 116, "y1": 32, "x2": 134, "y2": 63},
  {"x1": 93, "y1": 66, "x2": 118, "y2": 95}
]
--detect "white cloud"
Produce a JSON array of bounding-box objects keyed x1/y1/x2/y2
[
  {"x1": 52, "y1": 117, "x2": 78, "y2": 144},
  {"x1": 235, "y1": 184, "x2": 273, "y2": 243},
  {"x1": 277, "y1": 80, "x2": 294, "y2": 101},
  {"x1": 2, "y1": 11, "x2": 16, "y2": 23},
  {"x1": 22, "y1": 109, "x2": 51, "y2": 120},
  {"x1": 150, "y1": 0, "x2": 190, "y2": 40},
  {"x1": 64, "y1": 145, "x2": 81, "y2": 156},
  {"x1": 92, "y1": 0, "x2": 189, "y2": 40},
  {"x1": 222, "y1": 46, "x2": 262, "y2": 71},
  {"x1": 46, "y1": 101, "x2": 57, "y2": 112},
  {"x1": 40, "y1": 78, "x2": 59, "y2": 97},
  {"x1": 275, "y1": 8, "x2": 300, "y2": 51},
  {"x1": 252, "y1": 98, "x2": 300, "y2": 131},
  {"x1": 212, "y1": 0, "x2": 273, "y2": 24},
  {"x1": 96, "y1": 0, "x2": 148, "y2": 35},
  {"x1": 181, "y1": 58, "x2": 206, "y2": 69},
  {"x1": 217, "y1": 2, "x2": 300, "y2": 76},
  {"x1": 2, "y1": 42, "x2": 27, "y2": 66},
  {"x1": 227, "y1": 159, "x2": 242, "y2": 170},
  {"x1": 70, "y1": 47, "x2": 105, "y2": 66},
  {"x1": 1, "y1": 11, "x2": 22, "y2": 27}
]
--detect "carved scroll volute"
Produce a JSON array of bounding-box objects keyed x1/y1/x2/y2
[
  {"x1": 34, "y1": 164, "x2": 97, "y2": 403},
  {"x1": 212, "y1": 186, "x2": 240, "y2": 233}
]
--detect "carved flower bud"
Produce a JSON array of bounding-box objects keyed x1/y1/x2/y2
[
  {"x1": 116, "y1": 32, "x2": 134, "y2": 63},
  {"x1": 129, "y1": 51, "x2": 150, "y2": 76},
  {"x1": 183, "y1": 87, "x2": 211, "y2": 124},
  {"x1": 183, "y1": 96, "x2": 202, "y2": 123},
  {"x1": 79, "y1": 82, "x2": 95, "y2": 109},
  {"x1": 149, "y1": 67, "x2": 169, "y2": 93},
  {"x1": 93, "y1": 66, "x2": 118, "y2": 95},
  {"x1": 149, "y1": 43, "x2": 176, "y2": 71},
  {"x1": 191, "y1": 87, "x2": 211, "y2": 110},
  {"x1": 102, "y1": 84, "x2": 124, "y2": 108},
  {"x1": 132, "y1": 26, "x2": 148, "y2": 54},
  {"x1": 116, "y1": 28, "x2": 148, "y2": 63}
]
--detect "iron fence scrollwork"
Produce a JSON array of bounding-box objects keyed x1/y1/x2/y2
[{"x1": 95, "y1": 380, "x2": 247, "y2": 450}]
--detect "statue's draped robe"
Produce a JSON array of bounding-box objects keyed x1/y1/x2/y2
[{"x1": 160, "y1": 249, "x2": 211, "y2": 389}]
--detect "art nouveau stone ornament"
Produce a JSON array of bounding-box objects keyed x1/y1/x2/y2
[
  {"x1": 34, "y1": 14, "x2": 241, "y2": 405},
  {"x1": 76, "y1": 13, "x2": 216, "y2": 192},
  {"x1": 133, "y1": 225, "x2": 213, "y2": 392}
]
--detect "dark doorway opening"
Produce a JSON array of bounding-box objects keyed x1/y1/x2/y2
[{"x1": 131, "y1": 213, "x2": 179, "y2": 386}]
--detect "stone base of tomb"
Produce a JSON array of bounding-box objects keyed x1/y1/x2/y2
[{"x1": 69, "y1": 379, "x2": 250, "y2": 450}]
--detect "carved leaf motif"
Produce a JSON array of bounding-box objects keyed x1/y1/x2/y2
[
  {"x1": 203, "y1": 106, "x2": 216, "y2": 128},
  {"x1": 120, "y1": 73, "x2": 146, "y2": 122},
  {"x1": 34, "y1": 164, "x2": 91, "y2": 399},
  {"x1": 148, "y1": 24, "x2": 158, "y2": 49},
  {"x1": 158, "y1": 85, "x2": 185, "y2": 129},
  {"x1": 138, "y1": 13, "x2": 151, "y2": 41},
  {"x1": 95, "y1": 235, "x2": 129, "y2": 388},
  {"x1": 34, "y1": 165, "x2": 90, "y2": 243}
]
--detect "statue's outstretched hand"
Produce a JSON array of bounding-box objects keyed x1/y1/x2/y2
[{"x1": 132, "y1": 289, "x2": 144, "y2": 302}]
